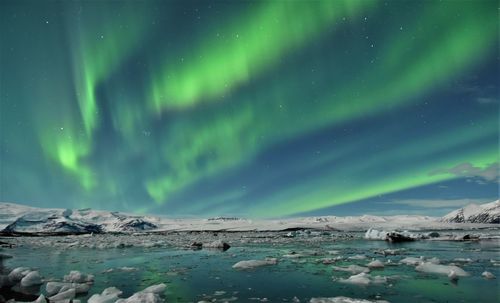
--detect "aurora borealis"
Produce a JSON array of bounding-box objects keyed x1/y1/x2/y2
[{"x1": 0, "y1": 0, "x2": 498, "y2": 217}]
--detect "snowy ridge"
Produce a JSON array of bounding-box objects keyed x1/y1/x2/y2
[
  {"x1": 0, "y1": 201, "x2": 498, "y2": 235},
  {"x1": 0, "y1": 202, "x2": 162, "y2": 234},
  {"x1": 441, "y1": 200, "x2": 500, "y2": 223}
]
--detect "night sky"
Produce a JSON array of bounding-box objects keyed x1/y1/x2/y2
[{"x1": 0, "y1": 0, "x2": 498, "y2": 218}]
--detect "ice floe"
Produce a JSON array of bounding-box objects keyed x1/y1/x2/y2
[
  {"x1": 63, "y1": 270, "x2": 94, "y2": 283},
  {"x1": 481, "y1": 271, "x2": 495, "y2": 279},
  {"x1": 232, "y1": 258, "x2": 278, "y2": 269},
  {"x1": 310, "y1": 297, "x2": 389, "y2": 303},
  {"x1": 46, "y1": 281, "x2": 91, "y2": 296},
  {"x1": 88, "y1": 287, "x2": 123, "y2": 303},
  {"x1": 20, "y1": 270, "x2": 43, "y2": 287},
  {"x1": 48, "y1": 288, "x2": 76, "y2": 301},
  {"x1": 367, "y1": 259, "x2": 384, "y2": 269},
  {"x1": 415, "y1": 262, "x2": 468, "y2": 277},
  {"x1": 332, "y1": 265, "x2": 370, "y2": 274}
]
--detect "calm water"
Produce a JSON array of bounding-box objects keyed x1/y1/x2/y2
[{"x1": 2, "y1": 236, "x2": 499, "y2": 302}]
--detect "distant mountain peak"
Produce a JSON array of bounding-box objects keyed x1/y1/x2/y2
[{"x1": 442, "y1": 200, "x2": 500, "y2": 224}]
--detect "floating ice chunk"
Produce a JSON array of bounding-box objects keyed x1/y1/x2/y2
[
  {"x1": 141, "y1": 283, "x2": 167, "y2": 294},
  {"x1": 448, "y1": 270, "x2": 458, "y2": 281},
  {"x1": 415, "y1": 262, "x2": 468, "y2": 276},
  {"x1": 48, "y1": 288, "x2": 76, "y2": 301},
  {"x1": 371, "y1": 275, "x2": 388, "y2": 284},
  {"x1": 364, "y1": 228, "x2": 387, "y2": 240},
  {"x1": 400, "y1": 257, "x2": 424, "y2": 266},
  {"x1": 218, "y1": 297, "x2": 238, "y2": 302},
  {"x1": 116, "y1": 292, "x2": 163, "y2": 303},
  {"x1": 367, "y1": 260, "x2": 384, "y2": 269},
  {"x1": 386, "y1": 232, "x2": 415, "y2": 242},
  {"x1": 88, "y1": 287, "x2": 123, "y2": 303},
  {"x1": 482, "y1": 271, "x2": 495, "y2": 279},
  {"x1": 46, "y1": 281, "x2": 91, "y2": 296},
  {"x1": 204, "y1": 240, "x2": 231, "y2": 251},
  {"x1": 374, "y1": 248, "x2": 405, "y2": 256},
  {"x1": 20, "y1": 270, "x2": 43, "y2": 287},
  {"x1": 338, "y1": 272, "x2": 371, "y2": 286},
  {"x1": 232, "y1": 258, "x2": 278, "y2": 270},
  {"x1": 103, "y1": 287, "x2": 123, "y2": 296},
  {"x1": 8, "y1": 266, "x2": 31, "y2": 282},
  {"x1": 337, "y1": 273, "x2": 390, "y2": 286},
  {"x1": 63, "y1": 270, "x2": 94, "y2": 283},
  {"x1": 348, "y1": 255, "x2": 367, "y2": 260},
  {"x1": 283, "y1": 253, "x2": 305, "y2": 258},
  {"x1": 453, "y1": 258, "x2": 473, "y2": 263},
  {"x1": 321, "y1": 257, "x2": 343, "y2": 264},
  {"x1": 310, "y1": 297, "x2": 389, "y2": 303},
  {"x1": 119, "y1": 266, "x2": 138, "y2": 272},
  {"x1": 103, "y1": 267, "x2": 138, "y2": 273},
  {"x1": 332, "y1": 265, "x2": 370, "y2": 274}
]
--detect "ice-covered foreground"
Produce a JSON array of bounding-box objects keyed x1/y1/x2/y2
[{"x1": 1, "y1": 201, "x2": 498, "y2": 235}]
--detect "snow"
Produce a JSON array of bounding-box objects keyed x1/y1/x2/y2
[
  {"x1": 1, "y1": 201, "x2": 498, "y2": 235},
  {"x1": 415, "y1": 262, "x2": 469, "y2": 277},
  {"x1": 442, "y1": 200, "x2": 500, "y2": 223},
  {"x1": 232, "y1": 258, "x2": 278, "y2": 269}
]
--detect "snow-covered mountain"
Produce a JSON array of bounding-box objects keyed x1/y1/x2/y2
[
  {"x1": 0, "y1": 202, "x2": 160, "y2": 234},
  {"x1": 1, "y1": 201, "x2": 499, "y2": 235},
  {"x1": 441, "y1": 200, "x2": 500, "y2": 224}
]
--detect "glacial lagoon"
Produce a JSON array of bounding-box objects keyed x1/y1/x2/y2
[{"x1": 1, "y1": 231, "x2": 499, "y2": 302}]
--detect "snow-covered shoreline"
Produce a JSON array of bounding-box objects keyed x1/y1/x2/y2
[{"x1": 1, "y1": 201, "x2": 498, "y2": 235}]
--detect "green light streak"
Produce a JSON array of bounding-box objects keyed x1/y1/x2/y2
[
  {"x1": 252, "y1": 151, "x2": 498, "y2": 218},
  {"x1": 39, "y1": 3, "x2": 151, "y2": 189},
  {"x1": 72, "y1": 4, "x2": 150, "y2": 135},
  {"x1": 150, "y1": 0, "x2": 375, "y2": 110},
  {"x1": 144, "y1": 1, "x2": 497, "y2": 206}
]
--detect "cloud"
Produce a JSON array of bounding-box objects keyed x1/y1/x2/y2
[
  {"x1": 476, "y1": 97, "x2": 498, "y2": 104},
  {"x1": 385, "y1": 198, "x2": 491, "y2": 209},
  {"x1": 430, "y1": 162, "x2": 499, "y2": 183},
  {"x1": 455, "y1": 84, "x2": 498, "y2": 105}
]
